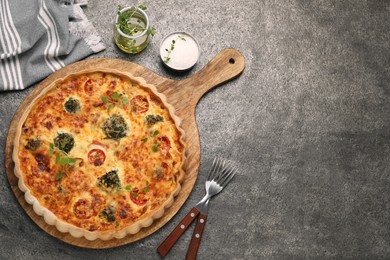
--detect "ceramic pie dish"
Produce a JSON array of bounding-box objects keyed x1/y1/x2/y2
[{"x1": 12, "y1": 68, "x2": 186, "y2": 240}]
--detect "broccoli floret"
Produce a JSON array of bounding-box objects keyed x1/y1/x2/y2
[
  {"x1": 53, "y1": 132, "x2": 74, "y2": 153},
  {"x1": 144, "y1": 114, "x2": 163, "y2": 125},
  {"x1": 99, "y1": 205, "x2": 116, "y2": 222},
  {"x1": 102, "y1": 114, "x2": 128, "y2": 139},
  {"x1": 97, "y1": 170, "x2": 121, "y2": 190},
  {"x1": 64, "y1": 97, "x2": 81, "y2": 113},
  {"x1": 25, "y1": 138, "x2": 41, "y2": 151}
]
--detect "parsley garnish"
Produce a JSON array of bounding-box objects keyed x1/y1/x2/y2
[
  {"x1": 101, "y1": 92, "x2": 128, "y2": 112},
  {"x1": 143, "y1": 180, "x2": 150, "y2": 193},
  {"x1": 55, "y1": 172, "x2": 63, "y2": 181},
  {"x1": 49, "y1": 142, "x2": 78, "y2": 181},
  {"x1": 122, "y1": 96, "x2": 129, "y2": 105},
  {"x1": 152, "y1": 144, "x2": 161, "y2": 152},
  {"x1": 111, "y1": 92, "x2": 120, "y2": 100}
]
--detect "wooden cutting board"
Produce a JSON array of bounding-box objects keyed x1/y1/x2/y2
[{"x1": 5, "y1": 48, "x2": 245, "y2": 248}]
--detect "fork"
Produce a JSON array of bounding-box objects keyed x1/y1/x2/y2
[{"x1": 157, "y1": 158, "x2": 237, "y2": 258}]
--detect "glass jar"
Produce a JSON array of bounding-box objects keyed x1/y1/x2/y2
[{"x1": 114, "y1": 6, "x2": 150, "y2": 54}]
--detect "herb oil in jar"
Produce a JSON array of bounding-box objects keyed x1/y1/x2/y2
[{"x1": 114, "y1": 6, "x2": 152, "y2": 54}]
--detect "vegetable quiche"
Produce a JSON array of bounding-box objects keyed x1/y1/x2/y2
[{"x1": 12, "y1": 69, "x2": 186, "y2": 240}]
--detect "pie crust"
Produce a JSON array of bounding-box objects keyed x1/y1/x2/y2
[{"x1": 12, "y1": 69, "x2": 186, "y2": 240}]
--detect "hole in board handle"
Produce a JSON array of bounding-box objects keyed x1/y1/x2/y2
[{"x1": 229, "y1": 58, "x2": 235, "y2": 64}]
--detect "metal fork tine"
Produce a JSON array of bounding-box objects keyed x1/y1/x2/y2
[
  {"x1": 220, "y1": 168, "x2": 236, "y2": 187},
  {"x1": 211, "y1": 159, "x2": 221, "y2": 179},
  {"x1": 217, "y1": 165, "x2": 235, "y2": 185},
  {"x1": 205, "y1": 157, "x2": 237, "y2": 194},
  {"x1": 214, "y1": 167, "x2": 228, "y2": 183},
  {"x1": 213, "y1": 158, "x2": 223, "y2": 178},
  {"x1": 210, "y1": 157, "x2": 222, "y2": 181},
  {"x1": 206, "y1": 157, "x2": 217, "y2": 181},
  {"x1": 214, "y1": 161, "x2": 233, "y2": 183},
  {"x1": 216, "y1": 158, "x2": 224, "y2": 177}
]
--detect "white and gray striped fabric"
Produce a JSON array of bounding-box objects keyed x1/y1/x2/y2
[{"x1": 0, "y1": 0, "x2": 105, "y2": 91}]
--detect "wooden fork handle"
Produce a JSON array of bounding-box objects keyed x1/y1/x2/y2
[
  {"x1": 157, "y1": 207, "x2": 200, "y2": 257},
  {"x1": 185, "y1": 213, "x2": 208, "y2": 260}
]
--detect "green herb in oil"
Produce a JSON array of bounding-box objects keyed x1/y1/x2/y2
[{"x1": 117, "y1": 4, "x2": 156, "y2": 37}]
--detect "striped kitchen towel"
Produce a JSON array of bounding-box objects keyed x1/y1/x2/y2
[{"x1": 0, "y1": 0, "x2": 105, "y2": 91}]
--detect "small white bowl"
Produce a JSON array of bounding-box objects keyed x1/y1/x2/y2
[{"x1": 159, "y1": 32, "x2": 200, "y2": 71}]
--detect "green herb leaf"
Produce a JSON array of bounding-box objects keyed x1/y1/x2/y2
[
  {"x1": 143, "y1": 187, "x2": 149, "y2": 193},
  {"x1": 55, "y1": 172, "x2": 63, "y2": 181},
  {"x1": 146, "y1": 180, "x2": 149, "y2": 185},
  {"x1": 147, "y1": 27, "x2": 156, "y2": 37},
  {"x1": 112, "y1": 92, "x2": 120, "y2": 100},
  {"x1": 141, "y1": 138, "x2": 148, "y2": 142},
  {"x1": 152, "y1": 145, "x2": 158, "y2": 152},
  {"x1": 132, "y1": 192, "x2": 138, "y2": 197},
  {"x1": 49, "y1": 142, "x2": 54, "y2": 156},
  {"x1": 153, "y1": 130, "x2": 159, "y2": 136},
  {"x1": 107, "y1": 103, "x2": 113, "y2": 111},
  {"x1": 102, "y1": 96, "x2": 108, "y2": 103},
  {"x1": 68, "y1": 158, "x2": 76, "y2": 166},
  {"x1": 138, "y1": 3, "x2": 147, "y2": 10},
  {"x1": 59, "y1": 157, "x2": 70, "y2": 165},
  {"x1": 55, "y1": 154, "x2": 61, "y2": 164},
  {"x1": 125, "y1": 185, "x2": 132, "y2": 191},
  {"x1": 122, "y1": 96, "x2": 129, "y2": 105}
]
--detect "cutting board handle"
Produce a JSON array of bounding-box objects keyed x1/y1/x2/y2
[{"x1": 177, "y1": 48, "x2": 245, "y2": 107}]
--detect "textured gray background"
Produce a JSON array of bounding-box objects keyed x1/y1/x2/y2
[{"x1": 1, "y1": 0, "x2": 390, "y2": 259}]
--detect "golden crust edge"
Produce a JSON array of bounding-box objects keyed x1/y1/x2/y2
[{"x1": 12, "y1": 68, "x2": 187, "y2": 241}]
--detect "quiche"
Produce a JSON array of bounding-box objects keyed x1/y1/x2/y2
[{"x1": 12, "y1": 69, "x2": 186, "y2": 240}]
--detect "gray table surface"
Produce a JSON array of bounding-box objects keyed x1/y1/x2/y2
[{"x1": 1, "y1": 0, "x2": 390, "y2": 259}]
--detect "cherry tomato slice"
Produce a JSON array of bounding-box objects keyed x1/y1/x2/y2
[
  {"x1": 158, "y1": 136, "x2": 171, "y2": 156},
  {"x1": 130, "y1": 188, "x2": 148, "y2": 206},
  {"x1": 88, "y1": 149, "x2": 106, "y2": 166},
  {"x1": 130, "y1": 95, "x2": 149, "y2": 114}
]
